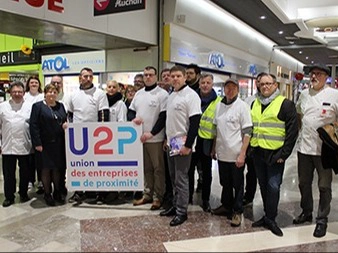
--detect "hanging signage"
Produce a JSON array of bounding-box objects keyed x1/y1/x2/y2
[
  {"x1": 94, "y1": 0, "x2": 145, "y2": 16},
  {"x1": 0, "y1": 50, "x2": 39, "y2": 66},
  {"x1": 41, "y1": 51, "x2": 106, "y2": 74}
]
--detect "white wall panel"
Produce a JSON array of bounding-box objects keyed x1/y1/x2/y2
[{"x1": 0, "y1": 0, "x2": 157, "y2": 44}]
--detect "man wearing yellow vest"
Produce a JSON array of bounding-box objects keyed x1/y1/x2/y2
[
  {"x1": 250, "y1": 73, "x2": 298, "y2": 236},
  {"x1": 194, "y1": 73, "x2": 222, "y2": 212}
]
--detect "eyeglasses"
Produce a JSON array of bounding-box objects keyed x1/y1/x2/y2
[
  {"x1": 310, "y1": 72, "x2": 326, "y2": 77},
  {"x1": 260, "y1": 82, "x2": 274, "y2": 87},
  {"x1": 51, "y1": 81, "x2": 61, "y2": 85}
]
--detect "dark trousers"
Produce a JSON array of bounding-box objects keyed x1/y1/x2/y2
[
  {"x1": 253, "y1": 149, "x2": 285, "y2": 221},
  {"x1": 2, "y1": 154, "x2": 30, "y2": 200},
  {"x1": 218, "y1": 160, "x2": 244, "y2": 214},
  {"x1": 28, "y1": 153, "x2": 42, "y2": 184},
  {"x1": 163, "y1": 149, "x2": 173, "y2": 205},
  {"x1": 244, "y1": 153, "x2": 257, "y2": 202}
]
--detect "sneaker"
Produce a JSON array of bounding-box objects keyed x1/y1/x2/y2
[{"x1": 231, "y1": 213, "x2": 242, "y2": 227}]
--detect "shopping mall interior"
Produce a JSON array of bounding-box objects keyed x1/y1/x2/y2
[{"x1": 1, "y1": 1, "x2": 338, "y2": 252}]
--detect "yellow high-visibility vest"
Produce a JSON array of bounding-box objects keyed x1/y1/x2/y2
[
  {"x1": 250, "y1": 95, "x2": 286, "y2": 150},
  {"x1": 198, "y1": 96, "x2": 222, "y2": 139}
]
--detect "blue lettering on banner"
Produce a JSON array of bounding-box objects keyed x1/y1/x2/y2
[
  {"x1": 42, "y1": 56, "x2": 70, "y2": 72},
  {"x1": 98, "y1": 161, "x2": 138, "y2": 166},
  {"x1": 118, "y1": 126, "x2": 137, "y2": 154},
  {"x1": 208, "y1": 52, "x2": 225, "y2": 69}
]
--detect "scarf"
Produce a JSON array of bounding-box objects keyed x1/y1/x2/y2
[
  {"x1": 107, "y1": 92, "x2": 123, "y2": 107},
  {"x1": 256, "y1": 88, "x2": 280, "y2": 105}
]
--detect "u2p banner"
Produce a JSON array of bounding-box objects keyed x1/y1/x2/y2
[{"x1": 65, "y1": 122, "x2": 144, "y2": 191}]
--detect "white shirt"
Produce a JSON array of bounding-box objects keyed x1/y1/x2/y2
[
  {"x1": 0, "y1": 99, "x2": 32, "y2": 155},
  {"x1": 213, "y1": 98, "x2": 252, "y2": 162},
  {"x1": 296, "y1": 86, "x2": 338, "y2": 155},
  {"x1": 65, "y1": 86, "x2": 109, "y2": 123},
  {"x1": 130, "y1": 86, "x2": 168, "y2": 143},
  {"x1": 24, "y1": 92, "x2": 44, "y2": 105},
  {"x1": 109, "y1": 100, "x2": 127, "y2": 122},
  {"x1": 166, "y1": 86, "x2": 201, "y2": 148}
]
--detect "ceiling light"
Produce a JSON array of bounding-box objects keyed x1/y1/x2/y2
[
  {"x1": 289, "y1": 41, "x2": 294, "y2": 44},
  {"x1": 278, "y1": 31, "x2": 283, "y2": 35},
  {"x1": 311, "y1": 61, "x2": 314, "y2": 64},
  {"x1": 306, "y1": 56, "x2": 309, "y2": 60},
  {"x1": 299, "y1": 51, "x2": 303, "y2": 54},
  {"x1": 260, "y1": 16, "x2": 266, "y2": 20}
]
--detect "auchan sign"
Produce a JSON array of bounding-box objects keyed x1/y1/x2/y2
[{"x1": 11, "y1": 0, "x2": 64, "y2": 13}]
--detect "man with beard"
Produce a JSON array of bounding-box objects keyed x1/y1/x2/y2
[
  {"x1": 294, "y1": 64, "x2": 338, "y2": 238},
  {"x1": 186, "y1": 64, "x2": 203, "y2": 200},
  {"x1": 66, "y1": 67, "x2": 109, "y2": 204}
]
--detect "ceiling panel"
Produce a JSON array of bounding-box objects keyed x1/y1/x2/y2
[{"x1": 210, "y1": 0, "x2": 338, "y2": 66}]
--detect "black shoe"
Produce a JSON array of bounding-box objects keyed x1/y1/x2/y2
[
  {"x1": 2, "y1": 199, "x2": 14, "y2": 207},
  {"x1": 252, "y1": 216, "x2": 266, "y2": 227},
  {"x1": 96, "y1": 195, "x2": 105, "y2": 205},
  {"x1": 160, "y1": 206, "x2": 176, "y2": 216},
  {"x1": 313, "y1": 223, "x2": 327, "y2": 238},
  {"x1": 44, "y1": 194, "x2": 56, "y2": 206},
  {"x1": 20, "y1": 195, "x2": 31, "y2": 203},
  {"x1": 211, "y1": 205, "x2": 231, "y2": 217},
  {"x1": 200, "y1": 201, "x2": 211, "y2": 212},
  {"x1": 53, "y1": 191, "x2": 65, "y2": 204},
  {"x1": 68, "y1": 192, "x2": 86, "y2": 203},
  {"x1": 36, "y1": 187, "x2": 44, "y2": 195},
  {"x1": 60, "y1": 187, "x2": 68, "y2": 197},
  {"x1": 170, "y1": 214, "x2": 187, "y2": 226},
  {"x1": 293, "y1": 212, "x2": 312, "y2": 224},
  {"x1": 266, "y1": 221, "x2": 283, "y2": 237}
]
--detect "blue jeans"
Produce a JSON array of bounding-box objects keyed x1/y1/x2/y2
[{"x1": 253, "y1": 149, "x2": 285, "y2": 221}]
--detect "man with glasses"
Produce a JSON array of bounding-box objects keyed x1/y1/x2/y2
[
  {"x1": 133, "y1": 73, "x2": 145, "y2": 90},
  {"x1": 250, "y1": 73, "x2": 298, "y2": 236},
  {"x1": 50, "y1": 75, "x2": 64, "y2": 102},
  {"x1": 0, "y1": 81, "x2": 32, "y2": 207},
  {"x1": 294, "y1": 64, "x2": 338, "y2": 238}
]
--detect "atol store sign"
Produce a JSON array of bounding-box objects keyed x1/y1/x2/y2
[
  {"x1": 41, "y1": 51, "x2": 106, "y2": 74},
  {"x1": 94, "y1": 0, "x2": 145, "y2": 16}
]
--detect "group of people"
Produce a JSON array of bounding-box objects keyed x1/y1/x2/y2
[{"x1": 1, "y1": 63, "x2": 337, "y2": 239}]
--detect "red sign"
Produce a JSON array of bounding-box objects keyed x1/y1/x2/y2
[
  {"x1": 94, "y1": 0, "x2": 110, "y2": 11},
  {"x1": 11, "y1": 0, "x2": 64, "y2": 13}
]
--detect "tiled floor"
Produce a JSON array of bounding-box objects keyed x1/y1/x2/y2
[{"x1": 1, "y1": 148, "x2": 338, "y2": 252}]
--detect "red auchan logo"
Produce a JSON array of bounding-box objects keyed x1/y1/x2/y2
[{"x1": 94, "y1": 0, "x2": 110, "y2": 11}]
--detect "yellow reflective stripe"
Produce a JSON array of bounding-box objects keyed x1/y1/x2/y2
[
  {"x1": 252, "y1": 133, "x2": 284, "y2": 141},
  {"x1": 252, "y1": 122, "x2": 285, "y2": 128},
  {"x1": 199, "y1": 125, "x2": 216, "y2": 135}
]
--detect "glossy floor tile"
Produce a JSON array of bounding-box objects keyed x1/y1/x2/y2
[{"x1": 1, "y1": 149, "x2": 338, "y2": 252}]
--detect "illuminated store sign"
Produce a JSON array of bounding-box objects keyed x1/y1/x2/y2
[
  {"x1": 42, "y1": 51, "x2": 106, "y2": 74},
  {"x1": 94, "y1": 0, "x2": 145, "y2": 16}
]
